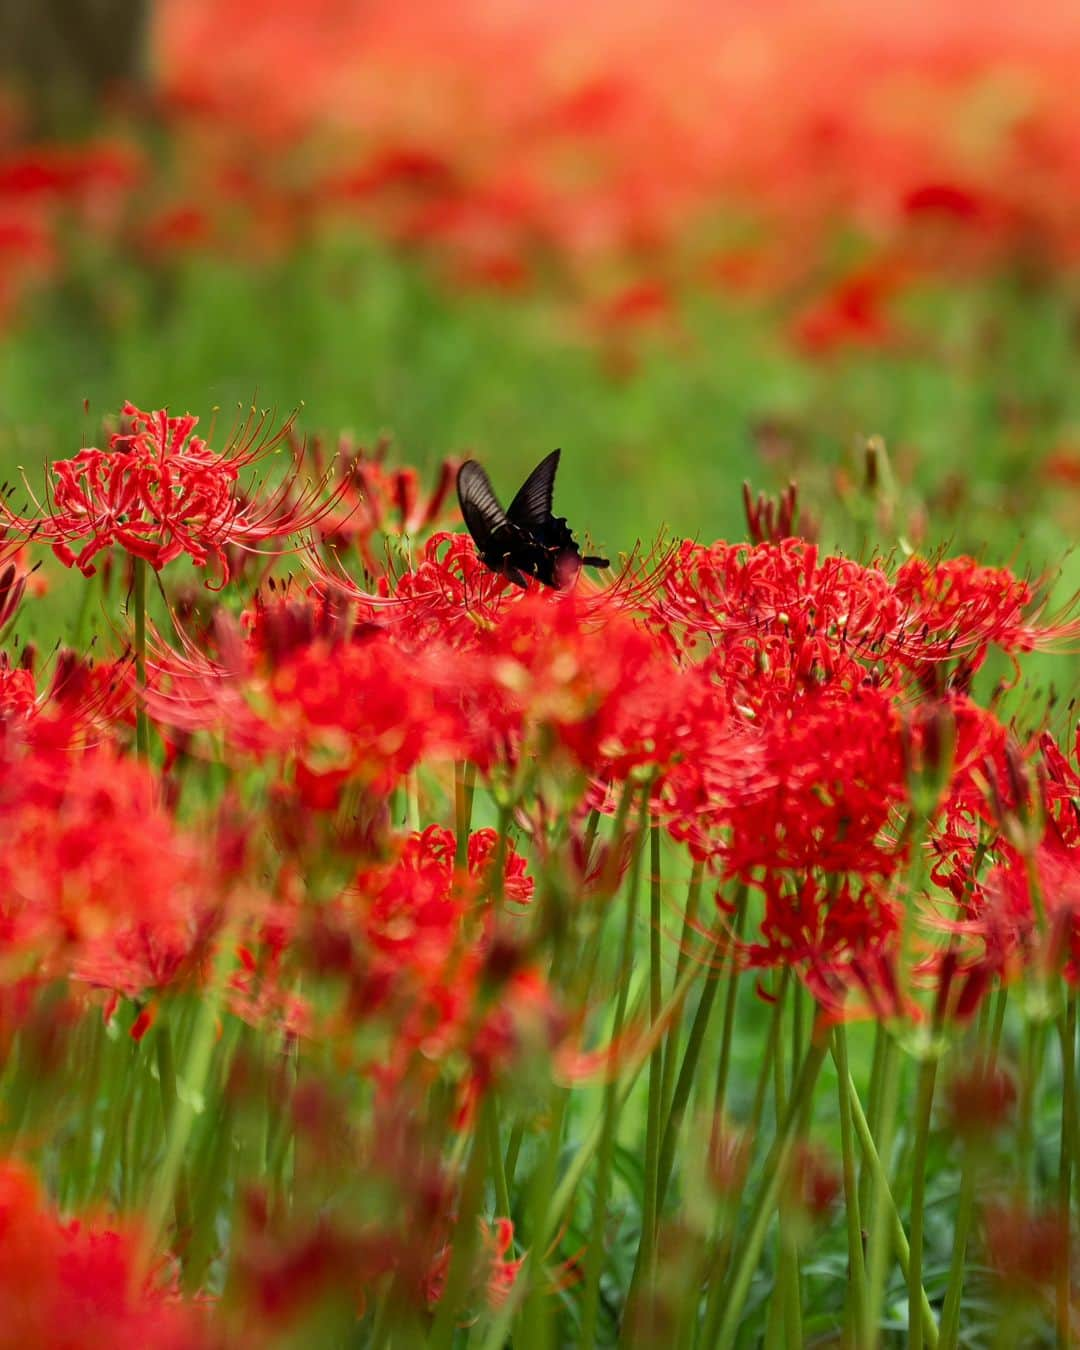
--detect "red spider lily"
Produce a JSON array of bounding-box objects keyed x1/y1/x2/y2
[
  {"x1": 722, "y1": 685, "x2": 908, "y2": 882},
  {"x1": 0, "y1": 738, "x2": 212, "y2": 998},
  {"x1": 649, "y1": 540, "x2": 1080, "y2": 694},
  {"x1": 783, "y1": 1142, "x2": 842, "y2": 1229},
  {"x1": 984, "y1": 1201, "x2": 1071, "y2": 1298},
  {"x1": 0, "y1": 1158, "x2": 212, "y2": 1350},
  {"x1": 1, "y1": 402, "x2": 352, "y2": 585},
  {"x1": 928, "y1": 723, "x2": 1080, "y2": 988},
  {"x1": 305, "y1": 435, "x2": 461, "y2": 576},
  {"x1": 143, "y1": 605, "x2": 473, "y2": 802},
  {"x1": 0, "y1": 647, "x2": 135, "y2": 753},
  {"x1": 743, "y1": 873, "x2": 902, "y2": 1001},
  {"x1": 942, "y1": 1063, "x2": 1017, "y2": 1145},
  {"x1": 425, "y1": 1216, "x2": 524, "y2": 1311}
]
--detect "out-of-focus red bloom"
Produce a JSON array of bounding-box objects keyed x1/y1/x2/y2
[
  {"x1": 784, "y1": 1142, "x2": 842, "y2": 1227},
  {"x1": 984, "y1": 1200, "x2": 1070, "y2": 1296},
  {"x1": 790, "y1": 264, "x2": 903, "y2": 355},
  {"x1": 942, "y1": 1063, "x2": 1017, "y2": 1144},
  {"x1": 2, "y1": 402, "x2": 348, "y2": 584},
  {"x1": 425, "y1": 1216, "x2": 523, "y2": 1311},
  {"x1": 309, "y1": 437, "x2": 460, "y2": 577},
  {"x1": 145, "y1": 602, "x2": 471, "y2": 803},
  {"x1": 0, "y1": 738, "x2": 210, "y2": 998},
  {"x1": 0, "y1": 1158, "x2": 210, "y2": 1350}
]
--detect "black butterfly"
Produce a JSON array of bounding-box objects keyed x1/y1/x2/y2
[{"x1": 457, "y1": 450, "x2": 609, "y2": 589}]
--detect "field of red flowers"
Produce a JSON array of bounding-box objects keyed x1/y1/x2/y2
[{"x1": 0, "y1": 3, "x2": 1079, "y2": 1347}]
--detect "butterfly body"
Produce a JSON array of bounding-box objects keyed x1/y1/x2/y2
[{"x1": 456, "y1": 450, "x2": 609, "y2": 590}]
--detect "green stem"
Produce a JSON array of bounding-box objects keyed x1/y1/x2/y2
[
  {"x1": 833, "y1": 1026, "x2": 869, "y2": 1349},
  {"x1": 836, "y1": 1051, "x2": 940, "y2": 1347},
  {"x1": 155, "y1": 1023, "x2": 194, "y2": 1256},
  {"x1": 430, "y1": 1129, "x2": 487, "y2": 1350},
  {"x1": 908, "y1": 1055, "x2": 939, "y2": 1350},
  {"x1": 485, "y1": 1092, "x2": 511, "y2": 1220},
  {"x1": 1057, "y1": 997, "x2": 1076, "y2": 1347},
  {"x1": 579, "y1": 789, "x2": 649, "y2": 1350},
  {"x1": 859, "y1": 1023, "x2": 886, "y2": 1219},
  {"x1": 454, "y1": 760, "x2": 477, "y2": 868},
  {"x1": 655, "y1": 919, "x2": 733, "y2": 1210},
  {"x1": 639, "y1": 822, "x2": 665, "y2": 1278},
  {"x1": 136, "y1": 932, "x2": 235, "y2": 1283},
  {"x1": 865, "y1": 1035, "x2": 901, "y2": 1347},
  {"x1": 133, "y1": 555, "x2": 149, "y2": 760},
  {"x1": 487, "y1": 950, "x2": 706, "y2": 1350},
  {"x1": 705, "y1": 1040, "x2": 827, "y2": 1350},
  {"x1": 989, "y1": 983, "x2": 1008, "y2": 1066},
  {"x1": 1018, "y1": 1018, "x2": 1046, "y2": 1197},
  {"x1": 712, "y1": 893, "x2": 748, "y2": 1121},
  {"x1": 659, "y1": 860, "x2": 704, "y2": 1130},
  {"x1": 938, "y1": 1145, "x2": 976, "y2": 1350}
]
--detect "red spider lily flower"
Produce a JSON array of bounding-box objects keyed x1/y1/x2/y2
[
  {"x1": 790, "y1": 263, "x2": 905, "y2": 356},
  {"x1": 0, "y1": 738, "x2": 212, "y2": 998},
  {"x1": 0, "y1": 1158, "x2": 212, "y2": 1350},
  {"x1": 0, "y1": 647, "x2": 135, "y2": 753},
  {"x1": 426, "y1": 1216, "x2": 524, "y2": 1311},
  {"x1": 307, "y1": 436, "x2": 461, "y2": 576},
  {"x1": 649, "y1": 540, "x2": 1080, "y2": 680},
  {"x1": 743, "y1": 873, "x2": 903, "y2": 1001},
  {"x1": 783, "y1": 1142, "x2": 842, "y2": 1230},
  {"x1": 984, "y1": 1201, "x2": 1070, "y2": 1299},
  {"x1": 942, "y1": 1063, "x2": 1017, "y2": 1145},
  {"x1": 1, "y1": 402, "x2": 351, "y2": 585},
  {"x1": 722, "y1": 684, "x2": 907, "y2": 882},
  {"x1": 143, "y1": 605, "x2": 472, "y2": 803}
]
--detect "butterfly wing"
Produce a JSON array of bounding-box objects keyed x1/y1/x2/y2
[
  {"x1": 457, "y1": 459, "x2": 510, "y2": 556},
  {"x1": 507, "y1": 449, "x2": 561, "y2": 532}
]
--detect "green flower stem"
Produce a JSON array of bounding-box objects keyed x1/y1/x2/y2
[
  {"x1": 655, "y1": 897, "x2": 745, "y2": 1213},
  {"x1": 92, "y1": 1026, "x2": 131, "y2": 1204},
  {"x1": 775, "y1": 983, "x2": 804, "y2": 1347},
  {"x1": 989, "y1": 983, "x2": 1008, "y2": 1065},
  {"x1": 579, "y1": 787, "x2": 649, "y2": 1350},
  {"x1": 833, "y1": 1026, "x2": 869, "y2": 1349},
  {"x1": 155, "y1": 1022, "x2": 194, "y2": 1256},
  {"x1": 623, "y1": 902, "x2": 734, "y2": 1325},
  {"x1": 184, "y1": 1094, "x2": 235, "y2": 1292},
  {"x1": 938, "y1": 1145, "x2": 977, "y2": 1350},
  {"x1": 429, "y1": 1128, "x2": 487, "y2": 1350},
  {"x1": 659, "y1": 859, "x2": 704, "y2": 1129},
  {"x1": 484, "y1": 1091, "x2": 512, "y2": 1219},
  {"x1": 638, "y1": 822, "x2": 665, "y2": 1280},
  {"x1": 865, "y1": 1034, "x2": 901, "y2": 1348},
  {"x1": 751, "y1": 973, "x2": 789, "y2": 1140},
  {"x1": 405, "y1": 767, "x2": 421, "y2": 831},
  {"x1": 68, "y1": 1014, "x2": 105, "y2": 1209},
  {"x1": 136, "y1": 929, "x2": 235, "y2": 1284},
  {"x1": 712, "y1": 891, "x2": 748, "y2": 1121},
  {"x1": 1056, "y1": 997, "x2": 1076, "y2": 1345},
  {"x1": 133, "y1": 555, "x2": 149, "y2": 760},
  {"x1": 513, "y1": 1087, "x2": 570, "y2": 1350},
  {"x1": 454, "y1": 760, "x2": 477, "y2": 867},
  {"x1": 908, "y1": 1054, "x2": 939, "y2": 1350},
  {"x1": 486, "y1": 951, "x2": 706, "y2": 1350},
  {"x1": 706, "y1": 1039, "x2": 827, "y2": 1350},
  {"x1": 504, "y1": 1118, "x2": 525, "y2": 1192},
  {"x1": 1018, "y1": 1017, "x2": 1047, "y2": 1197},
  {"x1": 836, "y1": 1052, "x2": 940, "y2": 1347},
  {"x1": 859, "y1": 1022, "x2": 887, "y2": 1218}
]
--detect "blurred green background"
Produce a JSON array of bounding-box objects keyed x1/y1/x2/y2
[{"x1": 1, "y1": 0, "x2": 1079, "y2": 596}]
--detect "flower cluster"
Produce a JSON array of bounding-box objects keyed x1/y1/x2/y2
[{"x1": 1, "y1": 418, "x2": 1078, "y2": 1343}]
